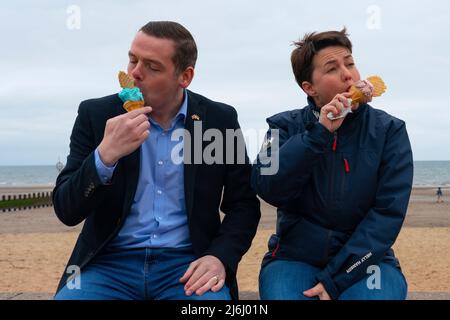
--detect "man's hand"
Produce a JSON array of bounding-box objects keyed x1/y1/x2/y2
[
  {"x1": 98, "y1": 106, "x2": 152, "y2": 166},
  {"x1": 303, "y1": 282, "x2": 331, "y2": 300},
  {"x1": 179, "y1": 255, "x2": 226, "y2": 296},
  {"x1": 319, "y1": 93, "x2": 352, "y2": 133}
]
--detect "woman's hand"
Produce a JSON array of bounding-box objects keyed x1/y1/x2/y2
[
  {"x1": 303, "y1": 282, "x2": 331, "y2": 300},
  {"x1": 319, "y1": 92, "x2": 352, "y2": 133}
]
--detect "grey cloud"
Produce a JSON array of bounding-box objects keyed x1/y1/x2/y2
[{"x1": 1, "y1": 0, "x2": 449, "y2": 164}]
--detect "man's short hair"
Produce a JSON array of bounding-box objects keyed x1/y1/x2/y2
[{"x1": 140, "y1": 21, "x2": 198, "y2": 75}]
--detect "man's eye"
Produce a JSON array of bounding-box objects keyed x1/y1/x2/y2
[
  {"x1": 327, "y1": 67, "x2": 336, "y2": 73},
  {"x1": 129, "y1": 60, "x2": 137, "y2": 64},
  {"x1": 347, "y1": 63, "x2": 355, "y2": 67},
  {"x1": 145, "y1": 63, "x2": 159, "y2": 71}
]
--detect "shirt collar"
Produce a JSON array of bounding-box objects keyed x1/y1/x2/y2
[
  {"x1": 148, "y1": 89, "x2": 188, "y2": 129},
  {"x1": 176, "y1": 89, "x2": 188, "y2": 123}
]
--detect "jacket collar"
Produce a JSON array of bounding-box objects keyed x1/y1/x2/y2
[{"x1": 306, "y1": 95, "x2": 368, "y2": 128}]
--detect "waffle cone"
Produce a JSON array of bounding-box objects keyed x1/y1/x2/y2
[
  {"x1": 367, "y1": 76, "x2": 386, "y2": 97},
  {"x1": 123, "y1": 100, "x2": 145, "y2": 112},
  {"x1": 349, "y1": 86, "x2": 367, "y2": 104},
  {"x1": 350, "y1": 76, "x2": 387, "y2": 104},
  {"x1": 118, "y1": 71, "x2": 134, "y2": 88}
]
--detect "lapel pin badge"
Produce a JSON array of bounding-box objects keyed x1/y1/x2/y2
[{"x1": 191, "y1": 114, "x2": 200, "y2": 121}]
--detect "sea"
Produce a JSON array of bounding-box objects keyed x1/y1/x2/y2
[{"x1": 0, "y1": 161, "x2": 449, "y2": 187}]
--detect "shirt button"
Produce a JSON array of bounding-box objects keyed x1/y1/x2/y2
[
  {"x1": 153, "y1": 234, "x2": 158, "y2": 239},
  {"x1": 158, "y1": 160, "x2": 163, "y2": 166},
  {"x1": 157, "y1": 190, "x2": 162, "y2": 195}
]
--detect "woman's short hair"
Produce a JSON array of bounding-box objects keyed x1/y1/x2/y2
[{"x1": 291, "y1": 28, "x2": 352, "y2": 87}]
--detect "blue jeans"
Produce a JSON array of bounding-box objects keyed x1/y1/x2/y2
[
  {"x1": 259, "y1": 259, "x2": 407, "y2": 300},
  {"x1": 55, "y1": 246, "x2": 231, "y2": 300}
]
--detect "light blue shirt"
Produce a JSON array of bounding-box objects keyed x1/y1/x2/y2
[{"x1": 94, "y1": 91, "x2": 191, "y2": 248}]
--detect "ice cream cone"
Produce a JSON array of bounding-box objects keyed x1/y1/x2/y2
[
  {"x1": 366, "y1": 76, "x2": 386, "y2": 97},
  {"x1": 350, "y1": 76, "x2": 386, "y2": 104},
  {"x1": 118, "y1": 71, "x2": 134, "y2": 89},
  {"x1": 117, "y1": 71, "x2": 145, "y2": 112},
  {"x1": 349, "y1": 86, "x2": 367, "y2": 104},
  {"x1": 123, "y1": 100, "x2": 145, "y2": 112}
]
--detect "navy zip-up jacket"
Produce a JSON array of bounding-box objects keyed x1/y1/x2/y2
[{"x1": 252, "y1": 98, "x2": 413, "y2": 299}]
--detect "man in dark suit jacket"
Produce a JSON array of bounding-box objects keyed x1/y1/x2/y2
[{"x1": 53, "y1": 21, "x2": 260, "y2": 300}]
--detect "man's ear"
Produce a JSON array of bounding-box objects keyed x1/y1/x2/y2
[
  {"x1": 179, "y1": 66, "x2": 194, "y2": 89},
  {"x1": 301, "y1": 81, "x2": 317, "y2": 97}
]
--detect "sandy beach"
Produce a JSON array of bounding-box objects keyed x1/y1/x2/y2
[{"x1": 1, "y1": 186, "x2": 449, "y2": 297}]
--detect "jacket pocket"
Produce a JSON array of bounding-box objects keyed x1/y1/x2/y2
[
  {"x1": 340, "y1": 153, "x2": 352, "y2": 202},
  {"x1": 278, "y1": 218, "x2": 331, "y2": 268}
]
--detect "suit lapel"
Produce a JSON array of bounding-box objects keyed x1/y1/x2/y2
[{"x1": 184, "y1": 90, "x2": 206, "y2": 219}]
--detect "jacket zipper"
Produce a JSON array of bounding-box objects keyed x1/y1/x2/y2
[
  {"x1": 344, "y1": 158, "x2": 350, "y2": 173},
  {"x1": 330, "y1": 133, "x2": 351, "y2": 203},
  {"x1": 341, "y1": 157, "x2": 350, "y2": 198},
  {"x1": 271, "y1": 242, "x2": 280, "y2": 257},
  {"x1": 332, "y1": 132, "x2": 337, "y2": 152},
  {"x1": 329, "y1": 132, "x2": 338, "y2": 202}
]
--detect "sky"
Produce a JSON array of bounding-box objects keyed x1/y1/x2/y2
[{"x1": 1, "y1": 0, "x2": 450, "y2": 165}]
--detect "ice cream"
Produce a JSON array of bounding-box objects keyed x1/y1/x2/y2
[
  {"x1": 349, "y1": 76, "x2": 386, "y2": 105},
  {"x1": 350, "y1": 79, "x2": 374, "y2": 103},
  {"x1": 118, "y1": 71, "x2": 145, "y2": 112},
  {"x1": 327, "y1": 75, "x2": 387, "y2": 120}
]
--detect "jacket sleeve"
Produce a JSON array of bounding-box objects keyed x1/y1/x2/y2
[
  {"x1": 251, "y1": 116, "x2": 333, "y2": 207},
  {"x1": 52, "y1": 101, "x2": 110, "y2": 226},
  {"x1": 204, "y1": 109, "x2": 261, "y2": 276},
  {"x1": 316, "y1": 120, "x2": 413, "y2": 299}
]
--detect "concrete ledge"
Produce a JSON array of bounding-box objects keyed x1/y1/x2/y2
[
  {"x1": 2, "y1": 291, "x2": 450, "y2": 300},
  {"x1": 0, "y1": 292, "x2": 53, "y2": 300},
  {"x1": 240, "y1": 291, "x2": 450, "y2": 300}
]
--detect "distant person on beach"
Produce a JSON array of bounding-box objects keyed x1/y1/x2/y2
[
  {"x1": 52, "y1": 21, "x2": 260, "y2": 300},
  {"x1": 437, "y1": 187, "x2": 444, "y2": 203},
  {"x1": 252, "y1": 29, "x2": 413, "y2": 300}
]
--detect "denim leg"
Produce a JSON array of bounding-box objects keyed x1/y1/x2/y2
[
  {"x1": 259, "y1": 259, "x2": 321, "y2": 300},
  {"x1": 147, "y1": 247, "x2": 231, "y2": 300},
  {"x1": 338, "y1": 262, "x2": 408, "y2": 300},
  {"x1": 54, "y1": 248, "x2": 145, "y2": 300}
]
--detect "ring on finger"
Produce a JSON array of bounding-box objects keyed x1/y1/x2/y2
[{"x1": 210, "y1": 275, "x2": 219, "y2": 284}]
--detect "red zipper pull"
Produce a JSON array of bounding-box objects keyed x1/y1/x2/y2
[
  {"x1": 344, "y1": 158, "x2": 350, "y2": 173},
  {"x1": 332, "y1": 132, "x2": 337, "y2": 152},
  {"x1": 271, "y1": 243, "x2": 280, "y2": 257}
]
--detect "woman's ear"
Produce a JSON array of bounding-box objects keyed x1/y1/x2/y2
[{"x1": 302, "y1": 81, "x2": 317, "y2": 97}]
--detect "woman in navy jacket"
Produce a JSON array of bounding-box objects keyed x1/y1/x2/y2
[{"x1": 252, "y1": 29, "x2": 413, "y2": 300}]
